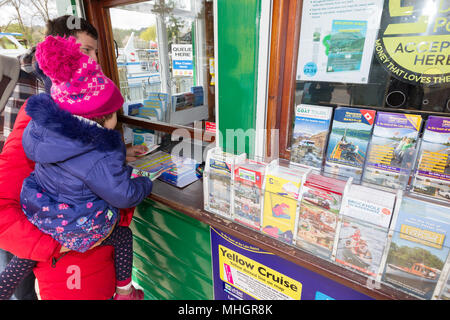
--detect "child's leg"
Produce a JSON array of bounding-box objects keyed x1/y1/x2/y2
[
  {"x1": 0, "y1": 256, "x2": 36, "y2": 300},
  {"x1": 101, "y1": 226, "x2": 134, "y2": 292}
]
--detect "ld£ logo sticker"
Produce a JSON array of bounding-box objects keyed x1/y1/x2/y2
[{"x1": 375, "y1": 0, "x2": 450, "y2": 85}]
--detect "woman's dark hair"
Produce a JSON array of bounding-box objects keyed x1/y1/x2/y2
[
  {"x1": 45, "y1": 15, "x2": 98, "y2": 39},
  {"x1": 91, "y1": 112, "x2": 115, "y2": 127}
]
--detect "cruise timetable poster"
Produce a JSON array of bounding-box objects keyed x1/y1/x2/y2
[
  {"x1": 297, "y1": 0, "x2": 383, "y2": 84},
  {"x1": 210, "y1": 228, "x2": 372, "y2": 300}
]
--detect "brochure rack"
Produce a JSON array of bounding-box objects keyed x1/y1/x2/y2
[
  {"x1": 260, "y1": 159, "x2": 311, "y2": 245},
  {"x1": 203, "y1": 132, "x2": 450, "y2": 299},
  {"x1": 332, "y1": 183, "x2": 400, "y2": 281},
  {"x1": 295, "y1": 173, "x2": 351, "y2": 260},
  {"x1": 203, "y1": 147, "x2": 246, "y2": 219},
  {"x1": 232, "y1": 159, "x2": 267, "y2": 231},
  {"x1": 379, "y1": 193, "x2": 450, "y2": 300}
]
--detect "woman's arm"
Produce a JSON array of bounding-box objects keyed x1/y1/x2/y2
[{"x1": 0, "y1": 103, "x2": 61, "y2": 261}]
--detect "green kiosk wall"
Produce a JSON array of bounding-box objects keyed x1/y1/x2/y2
[{"x1": 131, "y1": 0, "x2": 261, "y2": 300}]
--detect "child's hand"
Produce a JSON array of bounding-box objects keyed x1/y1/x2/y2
[{"x1": 126, "y1": 145, "x2": 149, "y2": 162}]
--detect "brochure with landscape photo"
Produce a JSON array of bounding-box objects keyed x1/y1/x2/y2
[
  {"x1": 411, "y1": 116, "x2": 450, "y2": 203},
  {"x1": 363, "y1": 112, "x2": 422, "y2": 189},
  {"x1": 326, "y1": 20, "x2": 367, "y2": 73},
  {"x1": 290, "y1": 104, "x2": 333, "y2": 169}
]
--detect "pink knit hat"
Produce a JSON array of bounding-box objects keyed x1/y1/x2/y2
[{"x1": 35, "y1": 36, "x2": 124, "y2": 119}]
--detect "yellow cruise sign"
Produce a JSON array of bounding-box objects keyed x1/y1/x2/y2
[{"x1": 375, "y1": 0, "x2": 450, "y2": 85}]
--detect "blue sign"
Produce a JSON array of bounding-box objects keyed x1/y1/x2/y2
[{"x1": 211, "y1": 227, "x2": 372, "y2": 300}]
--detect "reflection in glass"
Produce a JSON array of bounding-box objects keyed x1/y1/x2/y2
[{"x1": 110, "y1": 0, "x2": 214, "y2": 127}]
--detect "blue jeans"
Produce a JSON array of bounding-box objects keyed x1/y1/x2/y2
[{"x1": 0, "y1": 249, "x2": 37, "y2": 300}]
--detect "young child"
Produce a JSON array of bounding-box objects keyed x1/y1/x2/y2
[{"x1": 0, "y1": 36, "x2": 157, "y2": 300}]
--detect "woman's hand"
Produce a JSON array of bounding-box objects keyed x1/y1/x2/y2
[{"x1": 126, "y1": 145, "x2": 149, "y2": 162}]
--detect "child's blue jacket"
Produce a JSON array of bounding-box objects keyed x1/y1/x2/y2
[{"x1": 20, "y1": 93, "x2": 152, "y2": 252}]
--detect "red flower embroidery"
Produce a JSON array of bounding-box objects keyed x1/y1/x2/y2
[{"x1": 58, "y1": 203, "x2": 69, "y2": 210}]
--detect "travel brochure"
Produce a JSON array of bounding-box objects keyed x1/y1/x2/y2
[
  {"x1": 203, "y1": 147, "x2": 246, "y2": 219},
  {"x1": 129, "y1": 150, "x2": 201, "y2": 188},
  {"x1": 334, "y1": 184, "x2": 397, "y2": 278},
  {"x1": 261, "y1": 161, "x2": 310, "y2": 245},
  {"x1": 363, "y1": 112, "x2": 422, "y2": 190},
  {"x1": 411, "y1": 116, "x2": 450, "y2": 203},
  {"x1": 294, "y1": 173, "x2": 349, "y2": 259},
  {"x1": 140, "y1": 92, "x2": 168, "y2": 121},
  {"x1": 233, "y1": 160, "x2": 266, "y2": 231},
  {"x1": 324, "y1": 107, "x2": 376, "y2": 182},
  {"x1": 326, "y1": 20, "x2": 367, "y2": 74},
  {"x1": 381, "y1": 195, "x2": 450, "y2": 300},
  {"x1": 290, "y1": 104, "x2": 332, "y2": 169}
]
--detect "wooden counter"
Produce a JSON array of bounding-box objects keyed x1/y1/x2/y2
[{"x1": 148, "y1": 178, "x2": 418, "y2": 300}]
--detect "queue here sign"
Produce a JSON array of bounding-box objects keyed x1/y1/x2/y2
[{"x1": 172, "y1": 44, "x2": 193, "y2": 77}]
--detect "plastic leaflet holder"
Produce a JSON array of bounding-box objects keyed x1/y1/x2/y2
[
  {"x1": 260, "y1": 159, "x2": 311, "y2": 245},
  {"x1": 203, "y1": 147, "x2": 246, "y2": 219},
  {"x1": 362, "y1": 112, "x2": 422, "y2": 190},
  {"x1": 434, "y1": 254, "x2": 450, "y2": 300},
  {"x1": 232, "y1": 159, "x2": 267, "y2": 231},
  {"x1": 332, "y1": 183, "x2": 399, "y2": 281},
  {"x1": 293, "y1": 172, "x2": 351, "y2": 260},
  {"x1": 379, "y1": 194, "x2": 450, "y2": 300}
]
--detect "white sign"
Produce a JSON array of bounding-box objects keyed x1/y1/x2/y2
[
  {"x1": 297, "y1": 0, "x2": 384, "y2": 84},
  {"x1": 172, "y1": 44, "x2": 193, "y2": 77}
]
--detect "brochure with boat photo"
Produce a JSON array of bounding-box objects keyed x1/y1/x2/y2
[
  {"x1": 290, "y1": 104, "x2": 333, "y2": 169},
  {"x1": 261, "y1": 162, "x2": 310, "y2": 245},
  {"x1": 411, "y1": 116, "x2": 450, "y2": 203},
  {"x1": 324, "y1": 107, "x2": 376, "y2": 182},
  {"x1": 335, "y1": 216, "x2": 389, "y2": 277},
  {"x1": 363, "y1": 112, "x2": 422, "y2": 190},
  {"x1": 333, "y1": 184, "x2": 397, "y2": 277},
  {"x1": 233, "y1": 160, "x2": 266, "y2": 231},
  {"x1": 294, "y1": 173, "x2": 348, "y2": 259},
  {"x1": 382, "y1": 196, "x2": 450, "y2": 300}
]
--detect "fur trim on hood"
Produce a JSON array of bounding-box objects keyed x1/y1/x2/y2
[{"x1": 26, "y1": 93, "x2": 122, "y2": 152}]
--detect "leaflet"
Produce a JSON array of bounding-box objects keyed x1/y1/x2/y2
[
  {"x1": 324, "y1": 107, "x2": 376, "y2": 182},
  {"x1": 261, "y1": 164, "x2": 308, "y2": 245},
  {"x1": 382, "y1": 196, "x2": 450, "y2": 300},
  {"x1": 295, "y1": 173, "x2": 347, "y2": 259},
  {"x1": 290, "y1": 104, "x2": 332, "y2": 169},
  {"x1": 411, "y1": 116, "x2": 450, "y2": 203},
  {"x1": 334, "y1": 184, "x2": 396, "y2": 277},
  {"x1": 233, "y1": 160, "x2": 266, "y2": 230},
  {"x1": 363, "y1": 112, "x2": 422, "y2": 189}
]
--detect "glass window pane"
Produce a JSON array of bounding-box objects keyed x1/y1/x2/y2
[
  {"x1": 110, "y1": 0, "x2": 214, "y2": 128},
  {"x1": 293, "y1": 0, "x2": 450, "y2": 112}
]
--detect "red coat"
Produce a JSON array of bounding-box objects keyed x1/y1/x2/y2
[{"x1": 0, "y1": 102, "x2": 134, "y2": 299}]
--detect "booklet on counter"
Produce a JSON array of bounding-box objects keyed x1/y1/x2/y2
[{"x1": 129, "y1": 151, "x2": 201, "y2": 188}]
